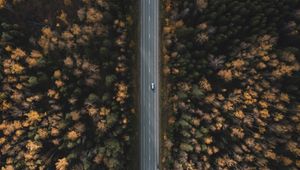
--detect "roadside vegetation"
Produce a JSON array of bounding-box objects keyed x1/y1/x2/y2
[
  {"x1": 0, "y1": 0, "x2": 136, "y2": 169},
  {"x1": 162, "y1": 0, "x2": 300, "y2": 169}
]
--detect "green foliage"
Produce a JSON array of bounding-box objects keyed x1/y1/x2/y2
[
  {"x1": 105, "y1": 75, "x2": 117, "y2": 87},
  {"x1": 27, "y1": 76, "x2": 38, "y2": 86},
  {"x1": 191, "y1": 85, "x2": 204, "y2": 99},
  {"x1": 176, "y1": 27, "x2": 195, "y2": 39},
  {"x1": 180, "y1": 143, "x2": 193, "y2": 152}
]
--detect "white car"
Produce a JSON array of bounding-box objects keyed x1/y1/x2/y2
[{"x1": 151, "y1": 83, "x2": 155, "y2": 90}]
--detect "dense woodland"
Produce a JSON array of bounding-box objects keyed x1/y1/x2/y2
[
  {"x1": 2, "y1": 0, "x2": 300, "y2": 169},
  {"x1": 0, "y1": 0, "x2": 136, "y2": 169},
  {"x1": 162, "y1": 0, "x2": 300, "y2": 169}
]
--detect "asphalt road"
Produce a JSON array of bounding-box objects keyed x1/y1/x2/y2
[{"x1": 140, "y1": 0, "x2": 160, "y2": 169}]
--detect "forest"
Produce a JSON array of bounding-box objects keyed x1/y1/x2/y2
[
  {"x1": 2, "y1": 0, "x2": 300, "y2": 169},
  {"x1": 0, "y1": 0, "x2": 136, "y2": 169},
  {"x1": 162, "y1": 0, "x2": 300, "y2": 169}
]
